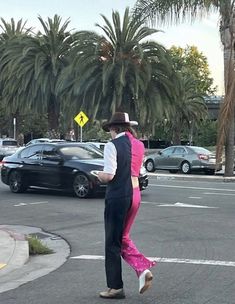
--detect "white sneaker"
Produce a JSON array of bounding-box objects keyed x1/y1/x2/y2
[{"x1": 139, "y1": 269, "x2": 153, "y2": 294}]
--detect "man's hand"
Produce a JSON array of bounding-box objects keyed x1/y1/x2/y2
[{"x1": 98, "y1": 172, "x2": 114, "y2": 183}]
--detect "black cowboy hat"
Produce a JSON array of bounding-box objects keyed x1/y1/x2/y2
[{"x1": 102, "y1": 112, "x2": 138, "y2": 132}]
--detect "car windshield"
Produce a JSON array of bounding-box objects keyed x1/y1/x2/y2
[
  {"x1": 59, "y1": 146, "x2": 103, "y2": 160},
  {"x1": 3, "y1": 140, "x2": 17, "y2": 146},
  {"x1": 190, "y1": 147, "x2": 211, "y2": 154},
  {"x1": 87, "y1": 144, "x2": 104, "y2": 155}
]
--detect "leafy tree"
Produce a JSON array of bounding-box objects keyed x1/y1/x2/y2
[
  {"x1": 58, "y1": 7, "x2": 175, "y2": 129},
  {"x1": 0, "y1": 18, "x2": 32, "y2": 138},
  {"x1": 0, "y1": 17, "x2": 32, "y2": 41},
  {"x1": 194, "y1": 119, "x2": 218, "y2": 147},
  {"x1": 169, "y1": 45, "x2": 216, "y2": 95},
  {"x1": 134, "y1": 0, "x2": 235, "y2": 176},
  {"x1": 165, "y1": 46, "x2": 214, "y2": 144},
  {"x1": 166, "y1": 73, "x2": 208, "y2": 144},
  {"x1": 0, "y1": 15, "x2": 78, "y2": 135}
]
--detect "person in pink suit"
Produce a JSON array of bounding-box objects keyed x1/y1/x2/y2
[{"x1": 98, "y1": 112, "x2": 156, "y2": 299}]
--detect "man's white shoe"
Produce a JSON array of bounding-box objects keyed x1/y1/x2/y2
[{"x1": 139, "y1": 269, "x2": 153, "y2": 294}]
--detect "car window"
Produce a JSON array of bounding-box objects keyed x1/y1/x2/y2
[
  {"x1": 59, "y1": 146, "x2": 103, "y2": 160},
  {"x1": 161, "y1": 147, "x2": 175, "y2": 156},
  {"x1": 174, "y1": 147, "x2": 186, "y2": 154},
  {"x1": 2, "y1": 140, "x2": 18, "y2": 146},
  {"x1": 87, "y1": 144, "x2": 104, "y2": 155},
  {"x1": 42, "y1": 145, "x2": 59, "y2": 159},
  {"x1": 190, "y1": 147, "x2": 211, "y2": 154},
  {"x1": 86, "y1": 142, "x2": 106, "y2": 152},
  {"x1": 19, "y1": 145, "x2": 43, "y2": 159}
]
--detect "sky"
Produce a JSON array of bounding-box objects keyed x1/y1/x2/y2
[{"x1": 0, "y1": 0, "x2": 224, "y2": 94}]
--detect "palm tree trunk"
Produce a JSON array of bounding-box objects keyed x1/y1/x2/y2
[
  {"x1": 172, "y1": 122, "x2": 181, "y2": 145},
  {"x1": 216, "y1": 17, "x2": 235, "y2": 176},
  {"x1": 47, "y1": 94, "x2": 60, "y2": 134},
  {"x1": 48, "y1": 95, "x2": 59, "y2": 130},
  {"x1": 224, "y1": 109, "x2": 234, "y2": 175}
]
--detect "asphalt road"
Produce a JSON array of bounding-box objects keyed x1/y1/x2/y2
[{"x1": 0, "y1": 175, "x2": 235, "y2": 304}]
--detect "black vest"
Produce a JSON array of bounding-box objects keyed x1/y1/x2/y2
[{"x1": 105, "y1": 135, "x2": 132, "y2": 199}]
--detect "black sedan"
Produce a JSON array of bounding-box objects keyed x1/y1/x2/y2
[{"x1": 1, "y1": 142, "x2": 148, "y2": 198}]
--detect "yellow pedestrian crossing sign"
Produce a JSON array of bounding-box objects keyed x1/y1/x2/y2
[{"x1": 74, "y1": 111, "x2": 89, "y2": 127}]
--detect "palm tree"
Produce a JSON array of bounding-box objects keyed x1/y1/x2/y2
[
  {"x1": 0, "y1": 18, "x2": 32, "y2": 40},
  {"x1": 0, "y1": 15, "x2": 78, "y2": 134},
  {"x1": 167, "y1": 73, "x2": 208, "y2": 144},
  {"x1": 134, "y1": 0, "x2": 235, "y2": 176},
  {"x1": 0, "y1": 18, "x2": 32, "y2": 138},
  {"x1": 58, "y1": 7, "x2": 175, "y2": 128}
]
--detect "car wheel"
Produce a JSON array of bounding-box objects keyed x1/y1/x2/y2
[
  {"x1": 145, "y1": 159, "x2": 155, "y2": 172},
  {"x1": 181, "y1": 161, "x2": 191, "y2": 174},
  {"x1": 73, "y1": 173, "x2": 93, "y2": 198},
  {"x1": 9, "y1": 170, "x2": 28, "y2": 193}
]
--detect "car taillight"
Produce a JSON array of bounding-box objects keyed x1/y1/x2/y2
[{"x1": 197, "y1": 154, "x2": 209, "y2": 161}]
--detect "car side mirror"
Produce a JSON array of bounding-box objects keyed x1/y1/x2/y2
[{"x1": 158, "y1": 151, "x2": 162, "y2": 155}]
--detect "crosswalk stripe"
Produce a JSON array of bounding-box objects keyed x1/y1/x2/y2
[{"x1": 70, "y1": 255, "x2": 235, "y2": 267}]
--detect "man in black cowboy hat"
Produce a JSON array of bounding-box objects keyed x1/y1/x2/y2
[{"x1": 98, "y1": 112, "x2": 155, "y2": 299}]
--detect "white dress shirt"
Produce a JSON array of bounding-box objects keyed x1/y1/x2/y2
[{"x1": 103, "y1": 132, "x2": 126, "y2": 175}]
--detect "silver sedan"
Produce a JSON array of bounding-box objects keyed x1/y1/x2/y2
[{"x1": 144, "y1": 145, "x2": 222, "y2": 174}]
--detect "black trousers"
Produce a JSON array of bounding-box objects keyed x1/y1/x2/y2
[{"x1": 104, "y1": 196, "x2": 131, "y2": 289}]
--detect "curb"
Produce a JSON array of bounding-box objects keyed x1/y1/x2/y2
[
  {"x1": 148, "y1": 172, "x2": 235, "y2": 182},
  {"x1": 0, "y1": 226, "x2": 29, "y2": 277},
  {"x1": 0, "y1": 225, "x2": 70, "y2": 294}
]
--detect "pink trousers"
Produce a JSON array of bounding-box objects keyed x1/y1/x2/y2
[{"x1": 121, "y1": 187, "x2": 156, "y2": 277}]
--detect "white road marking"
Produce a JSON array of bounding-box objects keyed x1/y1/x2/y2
[
  {"x1": 30, "y1": 201, "x2": 48, "y2": 205},
  {"x1": 204, "y1": 192, "x2": 235, "y2": 196},
  {"x1": 142, "y1": 201, "x2": 161, "y2": 205},
  {"x1": 158, "y1": 202, "x2": 217, "y2": 208},
  {"x1": 70, "y1": 255, "x2": 235, "y2": 267},
  {"x1": 149, "y1": 184, "x2": 235, "y2": 192},
  {"x1": 14, "y1": 203, "x2": 27, "y2": 206},
  {"x1": 188, "y1": 196, "x2": 201, "y2": 199},
  {"x1": 142, "y1": 201, "x2": 217, "y2": 208},
  {"x1": 14, "y1": 201, "x2": 48, "y2": 207}
]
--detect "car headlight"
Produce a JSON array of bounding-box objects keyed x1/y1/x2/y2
[{"x1": 140, "y1": 166, "x2": 147, "y2": 175}]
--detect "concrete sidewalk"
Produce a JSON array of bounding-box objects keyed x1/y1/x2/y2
[
  {"x1": 0, "y1": 226, "x2": 29, "y2": 276},
  {"x1": 0, "y1": 225, "x2": 70, "y2": 294}
]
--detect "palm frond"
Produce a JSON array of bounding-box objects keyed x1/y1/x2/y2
[{"x1": 134, "y1": 0, "x2": 218, "y2": 25}]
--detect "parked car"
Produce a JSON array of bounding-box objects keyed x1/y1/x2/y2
[
  {"x1": 0, "y1": 138, "x2": 19, "y2": 161},
  {"x1": 139, "y1": 165, "x2": 148, "y2": 190},
  {"x1": 144, "y1": 145, "x2": 222, "y2": 174},
  {"x1": 1, "y1": 142, "x2": 148, "y2": 198},
  {"x1": 26, "y1": 138, "x2": 66, "y2": 146},
  {"x1": 86, "y1": 141, "x2": 106, "y2": 151}
]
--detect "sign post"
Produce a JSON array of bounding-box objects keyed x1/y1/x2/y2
[
  {"x1": 13, "y1": 117, "x2": 16, "y2": 139},
  {"x1": 74, "y1": 111, "x2": 89, "y2": 142}
]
